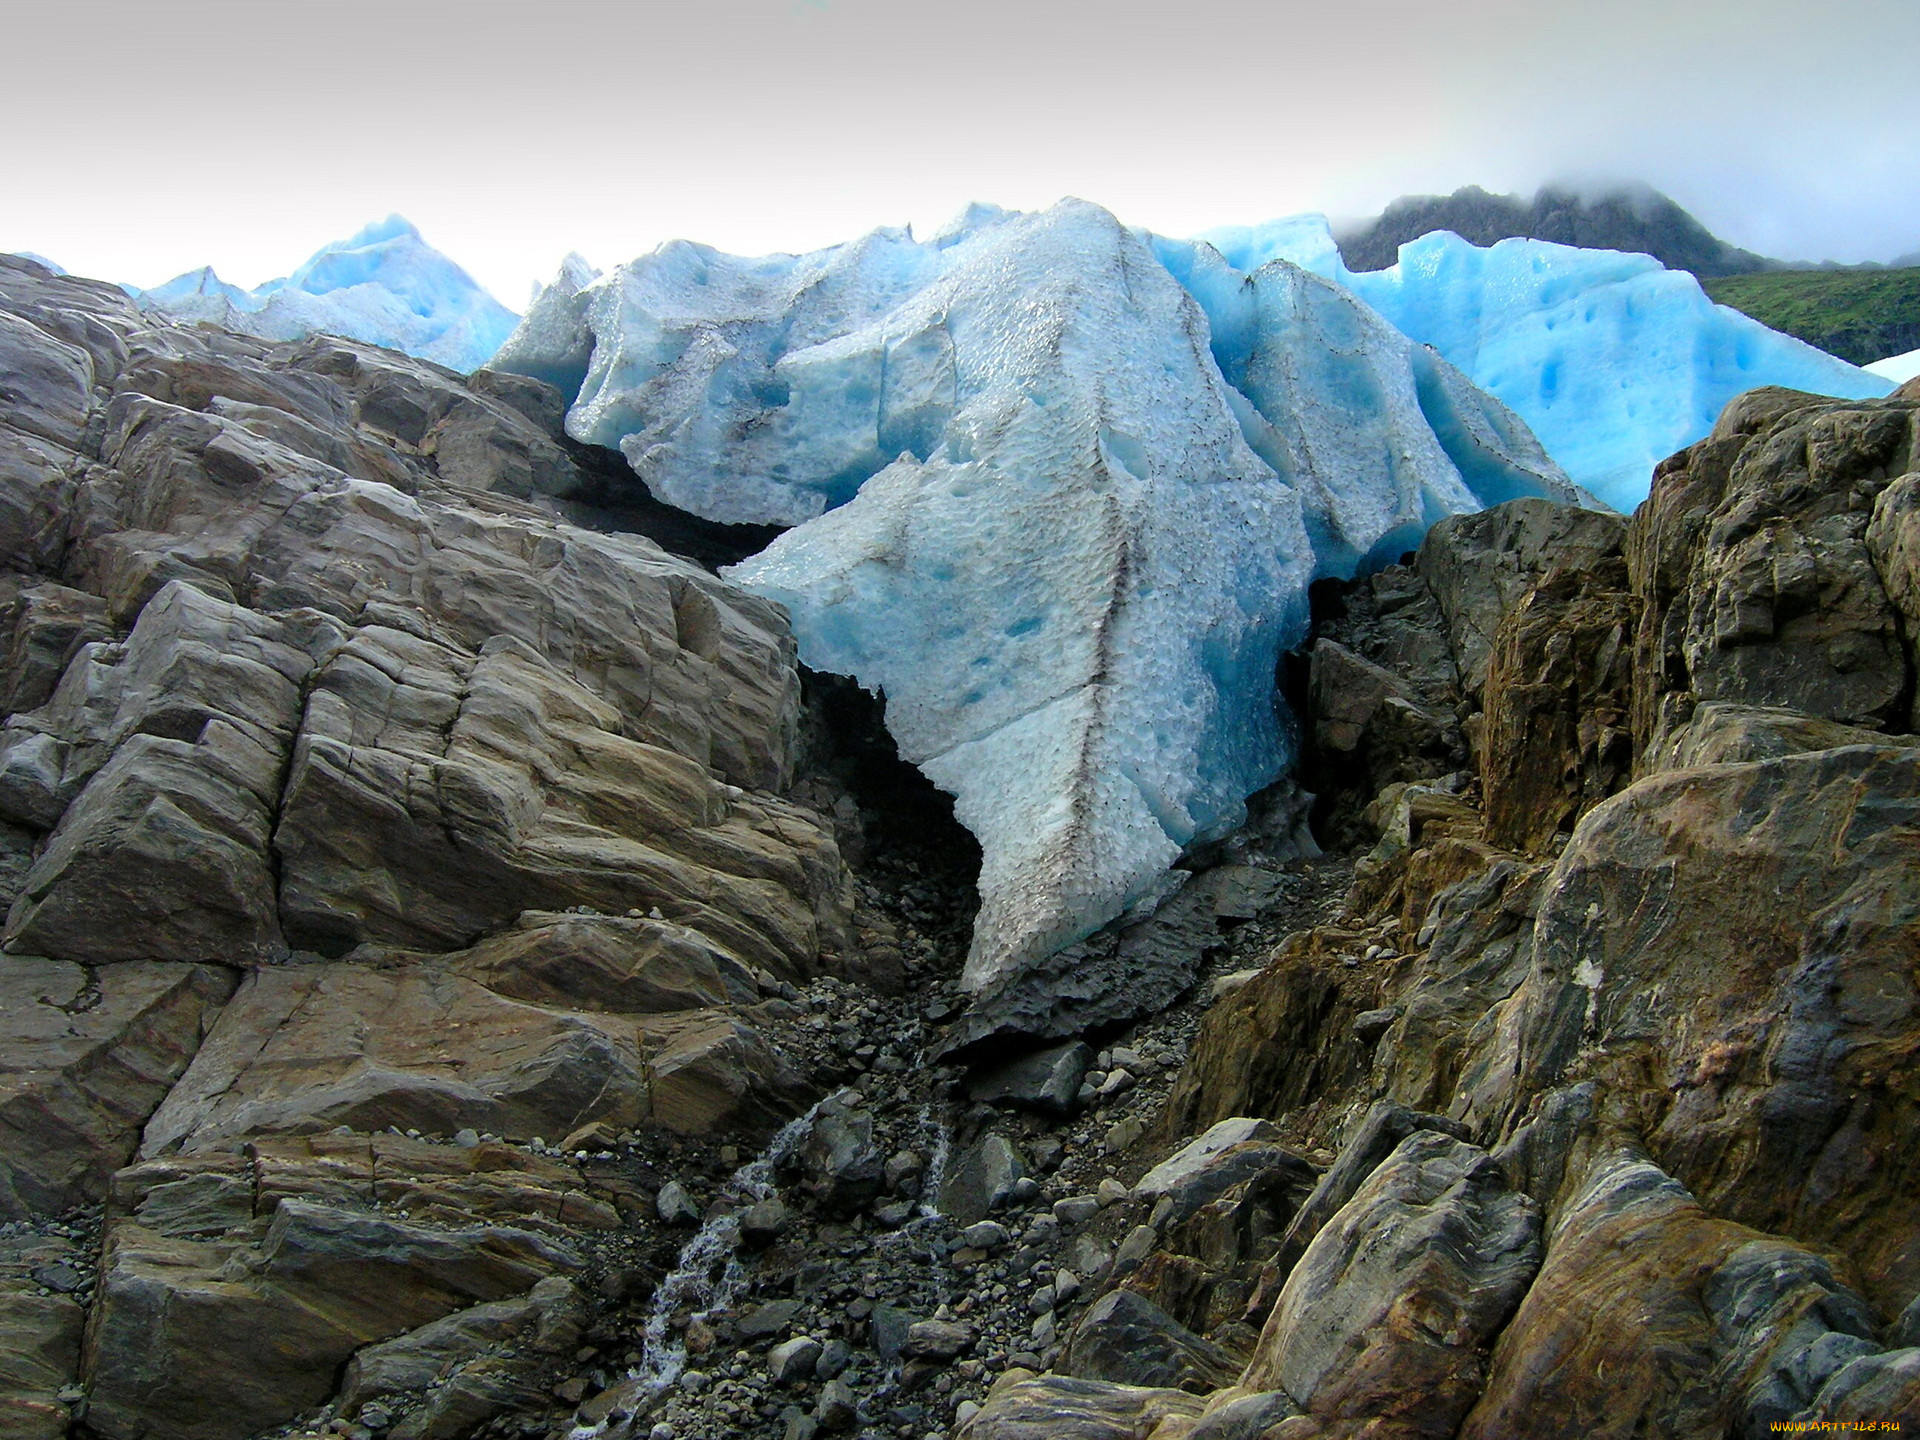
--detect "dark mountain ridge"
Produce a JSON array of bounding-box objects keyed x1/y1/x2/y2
[{"x1": 1334, "y1": 182, "x2": 1778, "y2": 277}]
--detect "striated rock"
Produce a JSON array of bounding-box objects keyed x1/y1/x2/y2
[
  {"x1": 1253, "y1": 1103, "x2": 1472, "y2": 1316},
  {"x1": 0, "y1": 583, "x2": 112, "y2": 714},
  {"x1": 83, "y1": 1198, "x2": 575, "y2": 1440},
  {"x1": 953, "y1": 1372, "x2": 1204, "y2": 1440},
  {"x1": 1460, "y1": 1149, "x2": 1884, "y2": 1440},
  {"x1": 1418, "y1": 498, "x2": 1627, "y2": 698},
  {"x1": 1161, "y1": 927, "x2": 1386, "y2": 1141},
  {"x1": 1134, "y1": 1118, "x2": 1280, "y2": 1198},
  {"x1": 3, "y1": 582, "x2": 323, "y2": 964},
  {"x1": 1491, "y1": 744, "x2": 1920, "y2": 1313},
  {"x1": 1186, "y1": 1389, "x2": 1302, "y2": 1440},
  {"x1": 0, "y1": 1288, "x2": 82, "y2": 1440},
  {"x1": 273, "y1": 622, "x2": 845, "y2": 975},
  {"x1": 0, "y1": 957, "x2": 233, "y2": 1218},
  {"x1": 0, "y1": 308, "x2": 94, "y2": 451},
  {"x1": 444, "y1": 910, "x2": 760, "y2": 1013},
  {"x1": 1245, "y1": 1129, "x2": 1540, "y2": 1437},
  {"x1": 1794, "y1": 1349, "x2": 1920, "y2": 1429},
  {"x1": 138, "y1": 962, "x2": 650, "y2": 1153},
  {"x1": 105, "y1": 1130, "x2": 624, "y2": 1243},
  {"x1": 1627, "y1": 388, "x2": 1916, "y2": 749},
  {"x1": 642, "y1": 1008, "x2": 813, "y2": 1135},
  {"x1": 1643, "y1": 699, "x2": 1906, "y2": 771},
  {"x1": 1478, "y1": 558, "x2": 1635, "y2": 854},
  {"x1": 339, "y1": 1275, "x2": 585, "y2": 1417},
  {"x1": 1061, "y1": 1288, "x2": 1242, "y2": 1394},
  {"x1": 1365, "y1": 860, "x2": 1548, "y2": 1120}
]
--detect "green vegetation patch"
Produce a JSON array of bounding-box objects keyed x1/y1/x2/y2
[{"x1": 1703, "y1": 268, "x2": 1920, "y2": 366}]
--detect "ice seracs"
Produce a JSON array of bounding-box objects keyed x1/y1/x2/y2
[
  {"x1": 136, "y1": 216, "x2": 519, "y2": 374},
  {"x1": 1194, "y1": 217, "x2": 1895, "y2": 511},
  {"x1": 495, "y1": 199, "x2": 1586, "y2": 995}
]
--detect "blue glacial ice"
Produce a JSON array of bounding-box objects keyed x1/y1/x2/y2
[
  {"x1": 1195, "y1": 218, "x2": 1895, "y2": 511},
  {"x1": 6, "y1": 252, "x2": 66, "y2": 275},
  {"x1": 496, "y1": 199, "x2": 1586, "y2": 990},
  {"x1": 136, "y1": 216, "x2": 520, "y2": 374}
]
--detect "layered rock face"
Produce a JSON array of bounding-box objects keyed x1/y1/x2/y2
[
  {"x1": 0, "y1": 255, "x2": 861, "y2": 1438},
  {"x1": 962, "y1": 384, "x2": 1920, "y2": 1435}
]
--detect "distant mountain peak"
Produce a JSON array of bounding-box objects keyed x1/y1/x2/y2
[{"x1": 1335, "y1": 183, "x2": 1775, "y2": 279}]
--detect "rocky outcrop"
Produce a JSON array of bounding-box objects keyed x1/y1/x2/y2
[
  {"x1": 1051, "y1": 386, "x2": 1920, "y2": 1439},
  {"x1": 0, "y1": 958, "x2": 232, "y2": 1218},
  {"x1": 1482, "y1": 742, "x2": 1920, "y2": 1310},
  {"x1": 0, "y1": 254, "x2": 874, "y2": 1440},
  {"x1": 1459, "y1": 1149, "x2": 1896, "y2": 1439},
  {"x1": 84, "y1": 1197, "x2": 575, "y2": 1440},
  {"x1": 1477, "y1": 559, "x2": 1635, "y2": 854},
  {"x1": 1628, "y1": 387, "x2": 1915, "y2": 750},
  {"x1": 1244, "y1": 1130, "x2": 1540, "y2": 1438}
]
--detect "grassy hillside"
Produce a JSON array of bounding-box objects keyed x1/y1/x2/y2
[{"x1": 1703, "y1": 268, "x2": 1920, "y2": 365}]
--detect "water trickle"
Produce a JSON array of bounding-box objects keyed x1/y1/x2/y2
[
  {"x1": 637, "y1": 1103, "x2": 821, "y2": 1389},
  {"x1": 570, "y1": 1101, "x2": 826, "y2": 1436}
]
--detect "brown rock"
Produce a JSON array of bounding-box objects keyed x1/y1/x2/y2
[
  {"x1": 444, "y1": 910, "x2": 759, "y2": 1014},
  {"x1": 0, "y1": 956, "x2": 233, "y2": 1218},
  {"x1": 272, "y1": 622, "x2": 845, "y2": 975},
  {"x1": 138, "y1": 962, "x2": 649, "y2": 1154},
  {"x1": 1626, "y1": 388, "x2": 1915, "y2": 752},
  {"x1": 2, "y1": 582, "x2": 325, "y2": 965},
  {"x1": 0, "y1": 583, "x2": 111, "y2": 714},
  {"x1": 1479, "y1": 559, "x2": 1635, "y2": 854},
  {"x1": 1460, "y1": 1149, "x2": 1882, "y2": 1440},
  {"x1": 0, "y1": 1288, "x2": 82, "y2": 1440},
  {"x1": 1489, "y1": 744, "x2": 1920, "y2": 1314},
  {"x1": 1061, "y1": 1289, "x2": 1243, "y2": 1393},
  {"x1": 82, "y1": 1198, "x2": 574, "y2": 1440},
  {"x1": 339, "y1": 1274, "x2": 584, "y2": 1418},
  {"x1": 1643, "y1": 700, "x2": 1905, "y2": 771},
  {"x1": 1243, "y1": 1130, "x2": 1540, "y2": 1438},
  {"x1": 643, "y1": 1009, "x2": 813, "y2": 1135},
  {"x1": 1417, "y1": 498, "x2": 1626, "y2": 698},
  {"x1": 954, "y1": 1372, "x2": 1205, "y2": 1440}
]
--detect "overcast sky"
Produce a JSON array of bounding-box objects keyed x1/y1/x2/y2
[{"x1": 5, "y1": 0, "x2": 1916, "y2": 306}]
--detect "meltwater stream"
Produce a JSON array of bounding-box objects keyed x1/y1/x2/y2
[
  {"x1": 570, "y1": 1093, "x2": 957, "y2": 1438},
  {"x1": 634, "y1": 1103, "x2": 825, "y2": 1395}
]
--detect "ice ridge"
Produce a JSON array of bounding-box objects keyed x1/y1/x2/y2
[
  {"x1": 494, "y1": 199, "x2": 1584, "y2": 993},
  {"x1": 135, "y1": 216, "x2": 520, "y2": 375},
  {"x1": 1189, "y1": 216, "x2": 1894, "y2": 511}
]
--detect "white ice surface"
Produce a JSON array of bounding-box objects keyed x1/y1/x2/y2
[
  {"x1": 500, "y1": 200, "x2": 1584, "y2": 990},
  {"x1": 1867, "y1": 347, "x2": 1920, "y2": 384},
  {"x1": 136, "y1": 216, "x2": 520, "y2": 375},
  {"x1": 1195, "y1": 217, "x2": 1895, "y2": 511}
]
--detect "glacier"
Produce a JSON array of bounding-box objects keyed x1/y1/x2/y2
[
  {"x1": 494, "y1": 199, "x2": 1584, "y2": 993},
  {"x1": 1868, "y1": 347, "x2": 1920, "y2": 385},
  {"x1": 135, "y1": 216, "x2": 520, "y2": 375},
  {"x1": 1197, "y1": 218, "x2": 1895, "y2": 511}
]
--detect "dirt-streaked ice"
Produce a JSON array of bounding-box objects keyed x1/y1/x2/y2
[{"x1": 496, "y1": 200, "x2": 1584, "y2": 994}]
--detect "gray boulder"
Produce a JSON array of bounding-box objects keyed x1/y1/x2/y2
[
  {"x1": 1061, "y1": 1289, "x2": 1242, "y2": 1393},
  {"x1": 797, "y1": 1093, "x2": 883, "y2": 1215},
  {"x1": 940, "y1": 1132, "x2": 1027, "y2": 1227}
]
